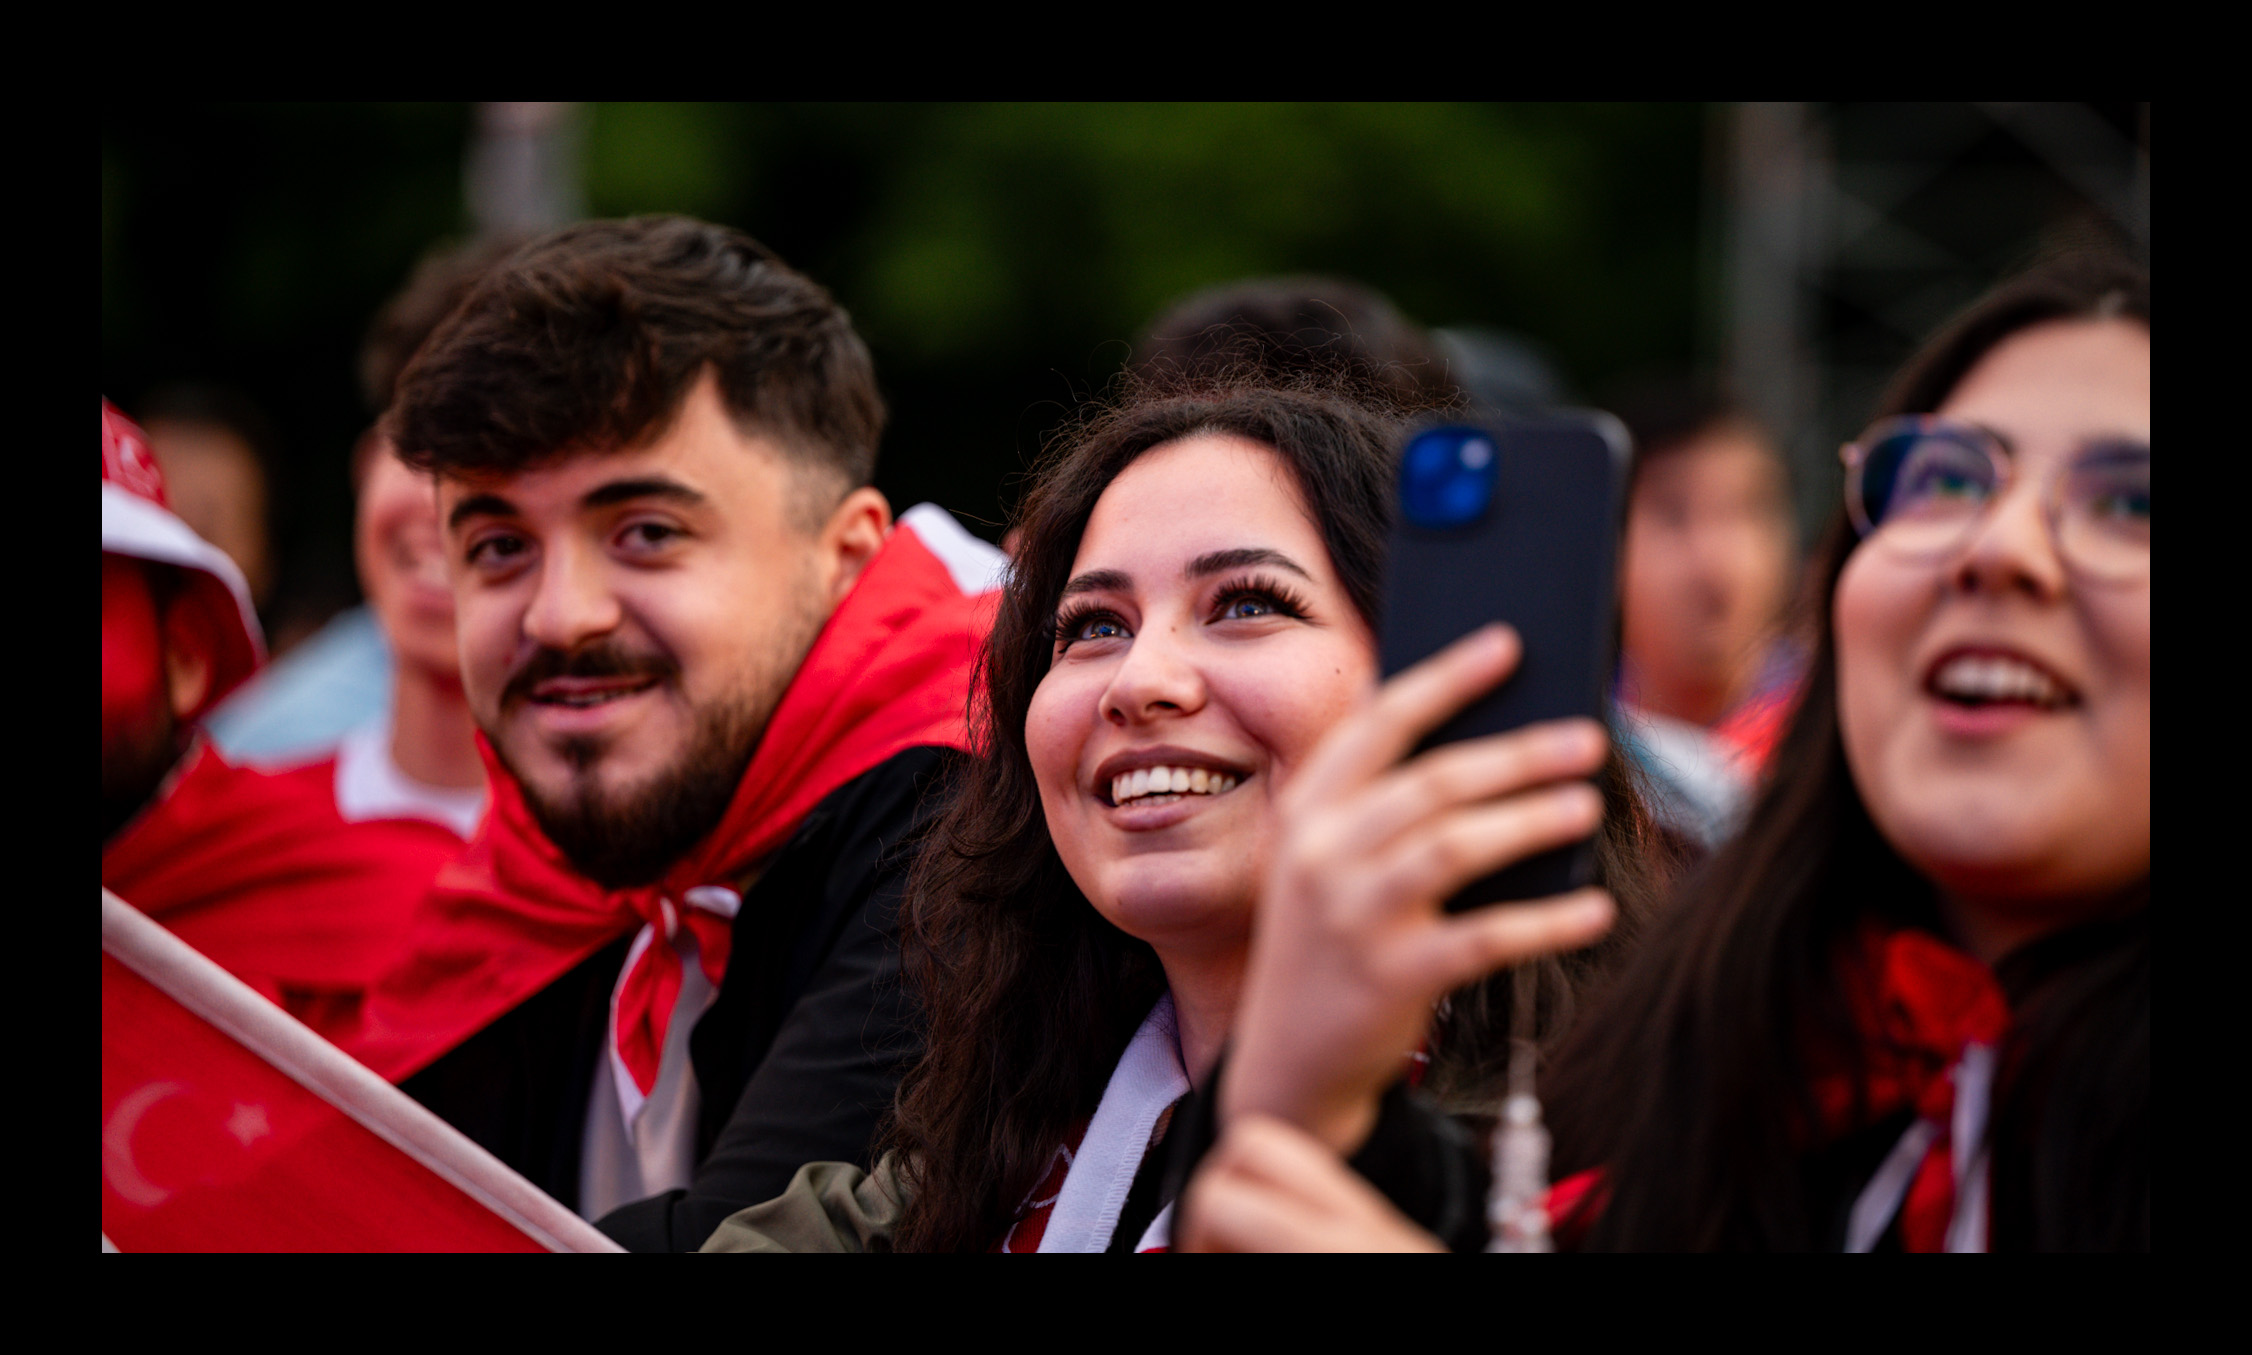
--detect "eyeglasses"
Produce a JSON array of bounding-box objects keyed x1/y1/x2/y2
[{"x1": 1840, "y1": 416, "x2": 2150, "y2": 581}]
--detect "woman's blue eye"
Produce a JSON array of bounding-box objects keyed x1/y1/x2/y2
[
  {"x1": 1222, "y1": 595, "x2": 1278, "y2": 619},
  {"x1": 1055, "y1": 610, "x2": 1128, "y2": 649}
]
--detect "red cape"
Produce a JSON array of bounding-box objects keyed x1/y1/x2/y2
[
  {"x1": 347, "y1": 522, "x2": 996, "y2": 1086},
  {"x1": 102, "y1": 745, "x2": 466, "y2": 1041}
]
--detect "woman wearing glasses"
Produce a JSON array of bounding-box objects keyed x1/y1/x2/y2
[{"x1": 1186, "y1": 249, "x2": 2149, "y2": 1251}]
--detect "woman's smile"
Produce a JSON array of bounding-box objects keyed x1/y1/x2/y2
[{"x1": 1096, "y1": 745, "x2": 1251, "y2": 815}]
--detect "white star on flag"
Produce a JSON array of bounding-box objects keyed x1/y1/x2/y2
[{"x1": 226, "y1": 1102, "x2": 271, "y2": 1147}]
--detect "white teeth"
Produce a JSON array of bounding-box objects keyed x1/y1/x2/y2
[
  {"x1": 1108, "y1": 765, "x2": 1241, "y2": 804},
  {"x1": 1933, "y1": 654, "x2": 2067, "y2": 707},
  {"x1": 545, "y1": 690, "x2": 620, "y2": 707}
]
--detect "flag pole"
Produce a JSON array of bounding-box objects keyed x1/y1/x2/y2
[{"x1": 103, "y1": 889, "x2": 623, "y2": 1253}]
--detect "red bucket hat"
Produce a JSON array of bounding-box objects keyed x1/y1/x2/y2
[{"x1": 101, "y1": 399, "x2": 264, "y2": 718}]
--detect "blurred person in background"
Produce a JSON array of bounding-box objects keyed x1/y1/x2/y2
[
  {"x1": 1606, "y1": 381, "x2": 1804, "y2": 847},
  {"x1": 136, "y1": 384, "x2": 280, "y2": 624},
  {"x1": 206, "y1": 237, "x2": 524, "y2": 771},
  {"x1": 325, "y1": 430, "x2": 486, "y2": 798},
  {"x1": 103, "y1": 400, "x2": 467, "y2": 1038},
  {"x1": 1179, "y1": 249, "x2": 2149, "y2": 1252},
  {"x1": 348, "y1": 216, "x2": 1003, "y2": 1252},
  {"x1": 1134, "y1": 276, "x2": 1459, "y2": 408},
  {"x1": 1134, "y1": 274, "x2": 1569, "y2": 419},
  {"x1": 103, "y1": 402, "x2": 263, "y2": 838}
]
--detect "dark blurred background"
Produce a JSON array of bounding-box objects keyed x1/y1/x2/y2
[{"x1": 102, "y1": 102, "x2": 2147, "y2": 654}]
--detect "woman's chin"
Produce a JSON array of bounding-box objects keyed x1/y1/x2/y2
[{"x1": 1089, "y1": 862, "x2": 1256, "y2": 954}]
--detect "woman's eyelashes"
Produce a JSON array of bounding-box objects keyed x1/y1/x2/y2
[
  {"x1": 1051, "y1": 574, "x2": 1311, "y2": 655},
  {"x1": 1210, "y1": 573, "x2": 1309, "y2": 623}
]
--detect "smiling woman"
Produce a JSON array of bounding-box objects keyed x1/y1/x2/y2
[
  {"x1": 1179, "y1": 249, "x2": 2150, "y2": 1253},
  {"x1": 1537, "y1": 254, "x2": 2152, "y2": 1251},
  {"x1": 699, "y1": 380, "x2": 1672, "y2": 1253},
  {"x1": 1025, "y1": 433, "x2": 1381, "y2": 1031}
]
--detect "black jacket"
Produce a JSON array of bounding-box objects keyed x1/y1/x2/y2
[{"x1": 400, "y1": 746, "x2": 957, "y2": 1252}]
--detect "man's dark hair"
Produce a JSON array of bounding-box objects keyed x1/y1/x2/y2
[
  {"x1": 353, "y1": 234, "x2": 530, "y2": 493},
  {"x1": 388, "y1": 216, "x2": 885, "y2": 511},
  {"x1": 359, "y1": 234, "x2": 533, "y2": 417}
]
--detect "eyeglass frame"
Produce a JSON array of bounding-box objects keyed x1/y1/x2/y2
[{"x1": 1838, "y1": 414, "x2": 2149, "y2": 580}]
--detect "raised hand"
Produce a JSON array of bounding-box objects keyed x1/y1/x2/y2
[{"x1": 1219, "y1": 624, "x2": 1616, "y2": 1154}]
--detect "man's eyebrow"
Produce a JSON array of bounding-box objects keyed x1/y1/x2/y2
[
  {"x1": 1060, "y1": 568, "x2": 1132, "y2": 599},
  {"x1": 1186, "y1": 547, "x2": 1313, "y2": 581},
  {"x1": 447, "y1": 493, "x2": 517, "y2": 532},
  {"x1": 582, "y1": 477, "x2": 707, "y2": 511}
]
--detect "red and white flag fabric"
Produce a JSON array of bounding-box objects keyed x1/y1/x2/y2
[{"x1": 101, "y1": 889, "x2": 620, "y2": 1252}]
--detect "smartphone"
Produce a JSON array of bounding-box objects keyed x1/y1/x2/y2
[{"x1": 1378, "y1": 412, "x2": 1631, "y2": 911}]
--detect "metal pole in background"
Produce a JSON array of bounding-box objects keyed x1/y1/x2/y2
[
  {"x1": 1722, "y1": 102, "x2": 1830, "y2": 540},
  {"x1": 465, "y1": 103, "x2": 586, "y2": 240},
  {"x1": 1719, "y1": 102, "x2": 2147, "y2": 545}
]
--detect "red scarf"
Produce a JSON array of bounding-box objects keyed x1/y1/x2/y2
[
  {"x1": 1545, "y1": 924, "x2": 2008, "y2": 1252},
  {"x1": 1815, "y1": 923, "x2": 2009, "y2": 1251},
  {"x1": 348, "y1": 523, "x2": 996, "y2": 1089}
]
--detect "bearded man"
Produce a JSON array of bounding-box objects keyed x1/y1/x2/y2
[{"x1": 348, "y1": 217, "x2": 1001, "y2": 1252}]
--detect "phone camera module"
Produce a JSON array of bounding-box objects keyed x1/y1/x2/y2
[{"x1": 1401, "y1": 427, "x2": 1498, "y2": 529}]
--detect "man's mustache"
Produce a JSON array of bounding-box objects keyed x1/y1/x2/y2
[{"x1": 501, "y1": 642, "x2": 679, "y2": 707}]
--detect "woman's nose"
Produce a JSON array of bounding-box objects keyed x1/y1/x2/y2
[
  {"x1": 523, "y1": 545, "x2": 623, "y2": 651},
  {"x1": 1949, "y1": 476, "x2": 2068, "y2": 602},
  {"x1": 1101, "y1": 625, "x2": 1208, "y2": 725}
]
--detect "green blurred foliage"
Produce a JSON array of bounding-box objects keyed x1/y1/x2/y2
[{"x1": 103, "y1": 102, "x2": 1707, "y2": 620}]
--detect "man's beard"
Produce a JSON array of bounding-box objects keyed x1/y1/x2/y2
[{"x1": 492, "y1": 628, "x2": 811, "y2": 890}]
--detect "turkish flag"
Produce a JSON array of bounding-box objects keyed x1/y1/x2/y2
[{"x1": 101, "y1": 891, "x2": 618, "y2": 1253}]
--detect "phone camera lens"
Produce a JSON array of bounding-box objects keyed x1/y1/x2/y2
[{"x1": 1401, "y1": 427, "x2": 1498, "y2": 529}]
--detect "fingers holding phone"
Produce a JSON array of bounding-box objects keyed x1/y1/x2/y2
[
  {"x1": 1223, "y1": 413, "x2": 1631, "y2": 1153},
  {"x1": 1223, "y1": 626, "x2": 1616, "y2": 1155}
]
